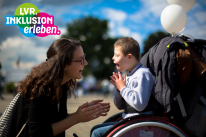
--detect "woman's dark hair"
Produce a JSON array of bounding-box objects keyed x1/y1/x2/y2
[{"x1": 18, "y1": 38, "x2": 81, "y2": 103}]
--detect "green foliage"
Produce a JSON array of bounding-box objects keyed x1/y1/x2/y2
[
  {"x1": 6, "y1": 82, "x2": 15, "y2": 93},
  {"x1": 141, "y1": 31, "x2": 171, "y2": 57},
  {"x1": 62, "y1": 16, "x2": 118, "y2": 79}
]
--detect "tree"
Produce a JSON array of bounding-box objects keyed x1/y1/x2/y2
[
  {"x1": 62, "y1": 16, "x2": 118, "y2": 79},
  {"x1": 141, "y1": 31, "x2": 171, "y2": 57},
  {"x1": 6, "y1": 82, "x2": 15, "y2": 93},
  {"x1": 0, "y1": 49, "x2": 1, "y2": 70}
]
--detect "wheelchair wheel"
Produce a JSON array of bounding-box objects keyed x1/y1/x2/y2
[{"x1": 105, "y1": 118, "x2": 188, "y2": 137}]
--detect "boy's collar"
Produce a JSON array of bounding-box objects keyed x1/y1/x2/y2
[{"x1": 127, "y1": 63, "x2": 142, "y2": 76}]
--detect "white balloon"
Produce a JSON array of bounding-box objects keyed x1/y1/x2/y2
[
  {"x1": 167, "y1": 0, "x2": 196, "y2": 12},
  {"x1": 161, "y1": 5, "x2": 187, "y2": 34}
]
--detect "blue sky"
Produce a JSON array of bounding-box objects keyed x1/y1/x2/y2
[{"x1": 0, "y1": 0, "x2": 206, "y2": 75}]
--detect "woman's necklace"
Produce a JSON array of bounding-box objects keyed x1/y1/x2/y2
[{"x1": 56, "y1": 87, "x2": 60, "y2": 112}]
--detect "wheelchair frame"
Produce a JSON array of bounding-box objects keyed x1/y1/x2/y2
[{"x1": 103, "y1": 114, "x2": 188, "y2": 137}]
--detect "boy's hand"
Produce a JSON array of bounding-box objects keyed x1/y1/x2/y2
[
  {"x1": 112, "y1": 72, "x2": 119, "y2": 79},
  {"x1": 110, "y1": 72, "x2": 126, "y2": 92}
]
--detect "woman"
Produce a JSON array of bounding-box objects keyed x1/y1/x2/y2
[{"x1": 8, "y1": 38, "x2": 110, "y2": 137}]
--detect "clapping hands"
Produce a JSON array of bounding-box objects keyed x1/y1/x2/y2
[
  {"x1": 74, "y1": 100, "x2": 110, "y2": 123},
  {"x1": 110, "y1": 72, "x2": 126, "y2": 92},
  {"x1": 88, "y1": 99, "x2": 110, "y2": 116}
]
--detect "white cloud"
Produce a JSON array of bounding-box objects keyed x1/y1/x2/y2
[
  {"x1": 52, "y1": 27, "x2": 67, "y2": 39},
  {"x1": 184, "y1": 24, "x2": 206, "y2": 39},
  {"x1": 117, "y1": 27, "x2": 130, "y2": 36},
  {"x1": 145, "y1": 23, "x2": 159, "y2": 30},
  {"x1": 183, "y1": 7, "x2": 206, "y2": 39},
  {"x1": 102, "y1": 8, "x2": 127, "y2": 37},
  {"x1": 116, "y1": 0, "x2": 132, "y2": 2},
  {"x1": 115, "y1": 26, "x2": 143, "y2": 46},
  {"x1": 139, "y1": 0, "x2": 168, "y2": 17},
  {"x1": 194, "y1": 11, "x2": 206, "y2": 23},
  {"x1": 130, "y1": 0, "x2": 167, "y2": 23},
  {"x1": 59, "y1": 27, "x2": 67, "y2": 35},
  {"x1": 109, "y1": 21, "x2": 115, "y2": 29},
  {"x1": 12, "y1": 62, "x2": 36, "y2": 69},
  {"x1": 128, "y1": 0, "x2": 206, "y2": 40},
  {"x1": 131, "y1": 32, "x2": 142, "y2": 45},
  {"x1": 0, "y1": 7, "x2": 16, "y2": 15},
  {"x1": 102, "y1": 8, "x2": 127, "y2": 23},
  {"x1": 39, "y1": 3, "x2": 85, "y2": 17},
  {"x1": 0, "y1": 36, "x2": 48, "y2": 71},
  {"x1": 108, "y1": 21, "x2": 116, "y2": 37},
  {"x1": 130, "y1": 11, "x2": 148, "y2": 22},
  {"x1": 199, "y1": 0, "x2": 206, "y2": 5},
  {"x1": 190, "y1": 2, "x2": 202, "y2": 11},
  {"x1": 186, "y1": 16, "x2": 198, "y2": 27},
  {"x1": 109, "y1": 30, "x2": 116, "y2": 37}
]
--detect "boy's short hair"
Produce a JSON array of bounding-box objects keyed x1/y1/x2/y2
[{"x1": 114, "y1": 37, "x2": 140, "y2": 61}]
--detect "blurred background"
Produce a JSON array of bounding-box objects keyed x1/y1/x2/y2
[
  {"x1": 0, "y1": 0, "x2": 206, "y2": 136},
  {"x1": 0, "y1": 0, "x2": 206, "y2": 96}
]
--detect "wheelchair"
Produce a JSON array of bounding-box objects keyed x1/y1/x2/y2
[{"x1": 101, "y1": 112, "x2": 188, "y2": 137}]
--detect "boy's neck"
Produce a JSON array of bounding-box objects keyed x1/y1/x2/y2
[{"x1": 128, "y1": 61, "x2": 140, "y2": 73}]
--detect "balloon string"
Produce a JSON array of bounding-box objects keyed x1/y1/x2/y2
[{"x1": 180, "y1": 27, "x2": 185, "y2": 36}]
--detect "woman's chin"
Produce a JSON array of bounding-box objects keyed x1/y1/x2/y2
[
  {"x1": 77, "y1": 75, "x2": 82, "y2": 79},
  {"x1": 77, "y1": 71, "x2": 82, "y2": 79}
]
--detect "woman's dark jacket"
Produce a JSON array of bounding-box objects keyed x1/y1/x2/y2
[{"x1": 8, "y1": 84, "x2": 68, "y2": 137}]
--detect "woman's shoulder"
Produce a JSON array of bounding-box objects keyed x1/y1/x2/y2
[{"x1": 21, "y1": 85, "x2": 52, "y2": 101}]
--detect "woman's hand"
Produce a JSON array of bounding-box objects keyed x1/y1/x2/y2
[
  {"x1": 88, "y1": 99, "x2": 110, "y2": 116},
  {"x1": 52, "y1": 102, "x2": 102, "y2": 136},
  {"x1": 73, "y1": 102, "x2": 102, "y2": 123}
]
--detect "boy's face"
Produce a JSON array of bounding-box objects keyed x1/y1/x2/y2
[{"x1": 112, "y1": 46, "x2": 129, "y2": 72}]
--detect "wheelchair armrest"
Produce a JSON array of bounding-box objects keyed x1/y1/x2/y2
[{"x1": 103, "y1": 112, "x2": 123, "y2": 123}]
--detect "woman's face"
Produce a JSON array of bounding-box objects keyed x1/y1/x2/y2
[{"x1": 64, "y1": 46, "x2": 88, "y2": 81}]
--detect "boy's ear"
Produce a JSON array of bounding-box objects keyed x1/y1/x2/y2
[{"x1": 128, "y1": 53, "x2": 132, "y2": 59}]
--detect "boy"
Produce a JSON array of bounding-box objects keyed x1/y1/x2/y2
[{"x1": 91, "y1": 37, "x2": 156, "y2": 137}]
